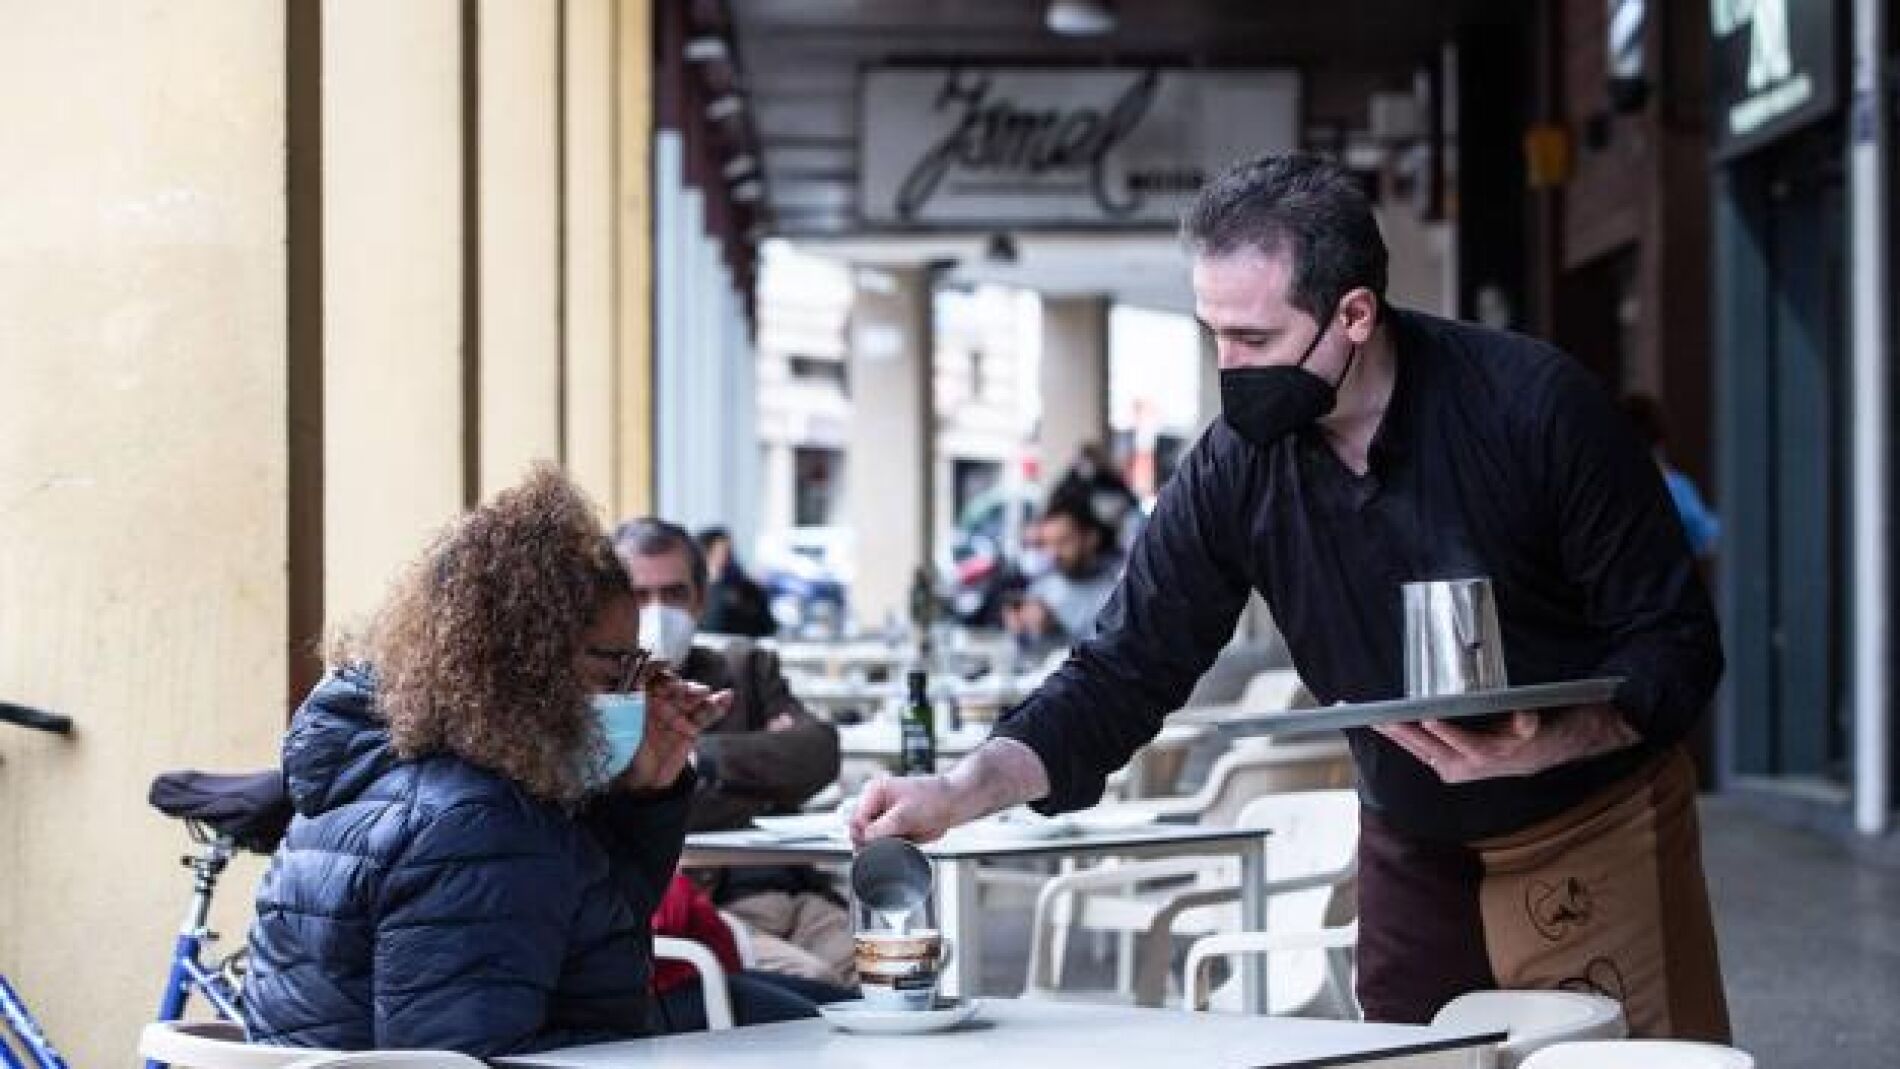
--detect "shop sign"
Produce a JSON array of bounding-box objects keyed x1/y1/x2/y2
[
  {"x1": 861, "y1": 67, "x2": 1299, "y2": 227},
  {"x1": 1710, "y1": 0, "x2": 1840, "y2": 158}
]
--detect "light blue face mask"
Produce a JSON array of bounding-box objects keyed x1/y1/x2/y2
[{"x1": 584, "y1": 692, "x2": 647, "y2": 791}]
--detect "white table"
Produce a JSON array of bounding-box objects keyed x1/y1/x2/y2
[
  {"x1": 496, "y1": 998, "x2": 1505, "y2": 1069},
  {"x1": 681, "y1": 823, "x2": 1272, "y2": 1011},
  {"x1": 794, "y1": 674, "x2": 1043, "y2": 714},
  {"x1": 774, "y1": 640, "x2": 916, "y2": 675},
  {"x1": 834, "y1": 721, "x2": 993, "y2": 765}
]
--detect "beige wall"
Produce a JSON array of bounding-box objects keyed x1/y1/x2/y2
[
  {"x1": 1039, "y1": 295, "x2": 1111, "y2": 481},
  {"x1": 614, "y1": 0, "x2": 656, "y2": 518},
  {"x1": 0, "y1": 3, "x2": 289, "y2": 1066},
  {"x1": 846, "y1": 267, "x2": 934, "y2": 630},
  {"x1": 322, "y1": 0, "x2": 468, "y2": 628},
  {"x1": 563, "y1": 0, "x2": 618, "y2": 508},
  {"x1": 0, "y1": 2, "x2": 658, "y2": 1063},
  {"x1": 477, "y1": 0, "x2": 564, "y2": 497}
]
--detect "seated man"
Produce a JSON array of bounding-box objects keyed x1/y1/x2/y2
[
  {"x1": 1003, "y1": 492, "x2": 1126, "y2": 652},
  {"x1": 613, "y1": 518, "x2": 854, "y2": 988},
  {"x1": 651, "y1": 873, "x2": 852, "y2": 1031}
]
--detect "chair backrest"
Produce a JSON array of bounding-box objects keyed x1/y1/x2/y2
[
  {"x1": 1194, "y1": 738, "x2": 1353, "y2": 827},
  {"x1": 1236, "y1": 669, "x2": 1304, "y2": 714},
  {"x1": 1520, "y1": 1039, "x2": 1756, "y2": 1069},
  {"x1": 281, "y1": 1054, "x2": 486, "y2": 1068},
  {"x1": 1431, "y1": 991, "x2": 1628, "y2": 1068},
  {"x1": 653, "y1": 936, "x2": 736, "y2": 1031},
  {"x1": 1231, "y1": 788, "x2": 1361, "y2": 934},
  {"x1": 138, "y1": 1021, "x2": 325, "y2": 1069}
]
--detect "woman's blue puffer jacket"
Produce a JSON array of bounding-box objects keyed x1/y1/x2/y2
[{"x1": 242, "y1": 667, "x2": 691, "y2": 1055}]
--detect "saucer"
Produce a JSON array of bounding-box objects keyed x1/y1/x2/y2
[
  {"x1": 817, "y1": 998, "x2": 982, "y2": 1035},
  {"x1": 751, "y1": 813, "x2": 841, "y2": 839},
  {"x1": 951, "y1": 808, "x2": 1075, "y2": 842}
]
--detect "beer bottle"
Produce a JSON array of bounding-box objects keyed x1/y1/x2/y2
[{"x1": 899, "y1": 669, "x2": 937, "y2": 776}]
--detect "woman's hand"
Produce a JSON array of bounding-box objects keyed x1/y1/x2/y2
[{"x1": 616, "y1": 673, "x2": 732, "y2": 792}]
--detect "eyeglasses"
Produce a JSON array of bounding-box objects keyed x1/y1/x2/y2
[{"x1": 585, "y1": 645, "x2": 653, "y2": 693}]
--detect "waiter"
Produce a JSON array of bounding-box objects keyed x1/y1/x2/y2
[{"x1": 851, "y1": 153, "x2": 1728, "y2": 1040}]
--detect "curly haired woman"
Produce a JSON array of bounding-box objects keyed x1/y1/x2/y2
[{"x1": 243, "y1": 464, "x2": 732, "y2": 1056}]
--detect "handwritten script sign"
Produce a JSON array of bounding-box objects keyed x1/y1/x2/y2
[{"x1": 862, "y1": 68, "x2": 1299, "y2": 227}]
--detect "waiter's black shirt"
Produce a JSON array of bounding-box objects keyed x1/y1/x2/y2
[{"x1": 993, "y1": 309, "x2": 1722, "y2": 842}]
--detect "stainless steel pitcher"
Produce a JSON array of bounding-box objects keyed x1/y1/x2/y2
[
  {"x1": 1402, "y1": 578, "x2": 1508, "y2": 697},
  {"x1": 850, "y1": 836, "x2": 936, "y2": 926}
]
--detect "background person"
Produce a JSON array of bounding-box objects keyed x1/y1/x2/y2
[
  {"x1": 1622, "y1": 393, "x2": 1720, "y2": 560},
  {"x1": 650, "y1": 873, "x2": 853, "y2": 1032},
  {"x1": 615, "y1": 518, "x2": 854, "y2": 988},
  {"x1": 696, "y1": 526, "x2": 777, "y2": 637},
  {"x1": 1002, "y1": 491, "x2": 1126, "y2": 652}
]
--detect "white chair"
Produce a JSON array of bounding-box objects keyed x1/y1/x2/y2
[
  {"x1": 1521, "y1": 1039, "x2": 1756, "y2": 1068},
  {"x1": 1183, "y1": 920, "x2": 1360, "y2": 1017},
  {"x1": 138, "y1": 1021, "x2": 324, "y2": 1069},
  {"x1": 1173, "y1": 668, "x2": 1309, "y2": 728},
  {"x1": 653, "y1": 935, "x2": 737, "y2": 1031},
  {"x1": 1431, "y1": 991, "x2": 1628, "y2": 1068},
  {"x1": 282, "y1": 1054, "x2": 486, "y2": 1068},
  {"x1": 1035, "y1": 736, "x2": 1352, "y2": 990},
  {"x1": 1131, "y1": 735, "x2": 1353, "y2": 828},
  {"x1": 1122, "y1": 721, "x2": 1217, "y2": 798},
  {"x1": 1025, "y1": 787, "x2": 1360, "y2": 1010}
]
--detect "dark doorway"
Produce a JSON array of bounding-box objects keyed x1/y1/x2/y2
[
  {"x1": 1552, "y1": 244, "x2": 1640, "y2": 390},
  {"x1": 1720, "y1": 124, "x2": 1851, "y2": 785}
]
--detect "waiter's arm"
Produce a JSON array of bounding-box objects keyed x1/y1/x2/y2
[
  {"x1": 852, "y1": 441, "x2": 1253, "y2": 843},
  {"x1": 1387, "y1": 363, "x2": 1722, "y2": 780},
  {"x1": 1539, "y1": 364, "x2": 1724, "y2": 746}
]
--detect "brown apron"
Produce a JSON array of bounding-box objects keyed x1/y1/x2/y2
[{"x1": 1357, "y1": 747, "x2": 1731, "y2": 1041}]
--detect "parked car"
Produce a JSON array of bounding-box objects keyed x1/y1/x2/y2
[{"x1": 756, "y1": 526, "x2": 852, "y2": 637}]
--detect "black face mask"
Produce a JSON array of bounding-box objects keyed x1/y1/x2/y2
[{"x1": 1219, "y1": 317, "x2": 1357, "y2": 449}]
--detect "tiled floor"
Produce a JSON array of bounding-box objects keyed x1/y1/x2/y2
[
  {"x1": 974, "y1": 794, "x2": 1900, "y2": 1068},
  {"x1": 1700, "y1": 795, "x2": 1900, "y2": 1068}
]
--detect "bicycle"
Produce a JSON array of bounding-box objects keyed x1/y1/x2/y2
[
  {"x1": 1, "y1": 702, "x2": 293, "y2": 1069},
  {"x1": 1, "y1": 702, "x2": 75, "y2": 1069}
]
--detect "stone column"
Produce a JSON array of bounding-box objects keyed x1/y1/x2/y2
[
  {"x1": 323, "y1": 0, "x2": 467, "y2": 624},
  {"x1": 1038, "y1": 295, "x2": 1110, "y2": 484},
  {"x1": 476, "y1": 0, "x2": 562, "y2": 496},
  {"x1": 846, "y1": 266, "x2": 934, "y2": 632}
]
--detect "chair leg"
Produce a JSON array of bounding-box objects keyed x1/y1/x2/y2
[
  {"x1": 1048, "y1": 858, "x2": 1078, "y2": 986},
  {"x1": 1114, "y1": 929, "x2": 1136, "y2": 997}
]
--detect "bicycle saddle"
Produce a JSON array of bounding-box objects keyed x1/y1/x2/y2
[{"x1": 148, "y1": 769, "x2": 295, "y2": 853}]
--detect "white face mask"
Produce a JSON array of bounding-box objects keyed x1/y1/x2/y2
[
  {"x1": 1019, "y1": 547, "x2": 1055, "y2": 581},
  {"x1": 639, "y1": 603, "x2": 698, "y2": 667}
]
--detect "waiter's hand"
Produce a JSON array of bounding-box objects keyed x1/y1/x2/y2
[
  {"x1": 850, "y1": 738, "x2": 1052, "y2": 845},
  {"x1": 850, "y1": 774, "x2": 964, "y2": 845},
  {"x1": 1376, "y1": 703, "x2": 1639, "y2": 783}
]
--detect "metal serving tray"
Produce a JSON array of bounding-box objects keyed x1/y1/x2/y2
[{"x1": 1247, "y1": 677, "x2": 1624, "y2": 736}]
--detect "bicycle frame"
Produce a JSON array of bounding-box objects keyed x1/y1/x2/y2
[
  {"x1": 0, "y1": 708, "x2": 72, "y2": 1069},
  {"x1": 0, "y1": 973, "x2": 70, "y2": 1069},
  {"x1": 144, "y1": 825, "x2": 245, "y2": 1069}
]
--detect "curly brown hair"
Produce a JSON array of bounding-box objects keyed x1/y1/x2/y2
[{"x1": 336, "y1": 463, "x2": 626, "y2": 806}]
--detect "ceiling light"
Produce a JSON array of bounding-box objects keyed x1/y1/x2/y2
[
  {"x1": 1046, "y1": 0, "x2": 1117, "y2": 36},
  {"x1": 705, "y1": 94, "x2": 744, "y2": 122},
  {"x1": 984, "y1": 232, "x2": 1020, "y2": 265},
  {"x1": 723, "y1": 155, "x2": 758, "y2": 181},
  {"x1": 684, "y1": 36, "x2": 729, "y2": 63}
]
